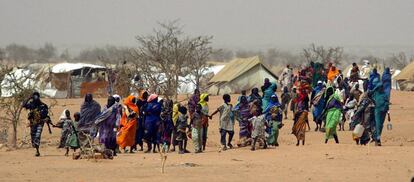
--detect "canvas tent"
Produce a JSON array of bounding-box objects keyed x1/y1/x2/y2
[
  {"x1": 395, "y1": 61, "x2": 414, "y2": 81},
  {"x1": 394, "y1": 61, "x2": 414, "y2": 91},
  {"x1": 208, "y1": 56, "x2": 278, "y2": 95}
]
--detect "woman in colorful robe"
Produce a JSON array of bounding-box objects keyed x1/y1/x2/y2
[
  {"x1": 350, "y1": 91, "x2": 375, "y2": 145},
  {"x1": 95, "y1": 96, "x2": 121, "y2": 155},
  {"x1": 235, "y1": 96, "x2": 252, "y2": 147},
  {"x1": 324, "y1": 87, "x2": 343, "y2": 144},
  {"x1": 160, "y1": 99, "x2": 174, "y2": 150},
  {"x1": 116, "y1": 95, "x2": 138, "y2": 153},
  {"x1": 263, "y1": 95, "x2": 282, "y2": 146},
  {"x1": 261, "y1": 78, "x2": 277, "y2": 110},
  {"x1": 311, "y1": 81, "x2": 326, "y2": 131},
  {"x1": 78, "y1": 94, "x2": 101, "y2": 135}
]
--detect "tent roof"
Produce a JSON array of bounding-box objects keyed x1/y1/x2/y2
[
  {"x1": 395, "y1": 61, "x2": 414, "y2": 81},
  {"x1": 51, "y1": 63, "x2": 105, "y2": 73},
  {"x1": 270, "y1": 66, "x2": 285, "y2": 76},
  {"x1": 209, "y1": 56, "x2": 277, "y2": 83}
]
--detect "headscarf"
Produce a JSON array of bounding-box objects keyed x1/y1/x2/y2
[
  {"x1": 59, "y1": 109, "x2": 70, "y2": 120},
  {"x1": 147, "y1": 94, "x2": 158, "y2": 103},
  {"x1": 264, "y1": 94, "x2": 281, "y2": 114},
  {"x1": 249, "y1": 87, "x2": 261, "y2": 102},
  {"x1": 237, "y1": 96, "x2": 251, "y2": 120},
  {"x1": 172, "y1": 103, "x2": 180, "y2": 125},
  {"x1": 262, "y1": 78, "x2": 271, "y2": 91},
  {"x1": 369, "y1": 68, "x2": 381, "y2": 90},
  {"x1": 382, "y1": 68, "x2": 392, "y2": 83},
  {"x1": 139, "y1": 90, "x2": 149, "y2": 101},
  {"x1": 112, "y1": 94, "x2": 121, "y2": 103},
  {"x1": 124, "y1": 95, "x2": 139, "y2": 113},
  {"x1": 78, "y1": 94, "x2": 101, "y2": 129},
  {"x1": 199, "y1": 93, "x2": 209, "y2": 107},
  {"x1": 188, "y1": 89, "x2": 200, "y2": 113},
  {"x1": 32, "y1": 91, "x2": 41, "y2": 105}
]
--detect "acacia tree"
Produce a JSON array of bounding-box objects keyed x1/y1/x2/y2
[
  {"x1": 0, "y1": 67, "x2": 36, "y2": 147},
  {"x1": 303, "y1": 43, "x2": 343, "y2": 66},
  {"x1": 133, "y1": 20, "x2": 213, "y2": 99}
]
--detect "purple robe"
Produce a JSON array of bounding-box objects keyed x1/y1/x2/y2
[{"x1": 95, "y1": 103, "x2": 121, "y2": 150}]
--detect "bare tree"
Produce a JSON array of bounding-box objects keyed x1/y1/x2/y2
[
  {"x1": 188, "y1": 36, "x2": 213, "y2": 90},
  {"x1": 0, "y1": 67, "x2": 37, "y2": 147},
  {"x1": 303, "y1": 43, "x2": 343, "y2": 66},
  {"x1": 133, "y1": 20, "x2": 213, "y2": 99}
]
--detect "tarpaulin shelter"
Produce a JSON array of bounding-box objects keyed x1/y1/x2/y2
[{"x1": 208, "y1": 56, "x2": 278, "y2": 95}]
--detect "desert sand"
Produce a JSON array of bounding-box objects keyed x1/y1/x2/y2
[{"x1": 1, "y1": 91, "x2": 413, "y2": 182}]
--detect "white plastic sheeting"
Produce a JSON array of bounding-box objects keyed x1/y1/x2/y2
[
  {"x1": 1, "y1": 69, "x2": 37, "y2": 97},
  {"x1": 51, "y1": 63, "x2": 105, "y2": 73}
]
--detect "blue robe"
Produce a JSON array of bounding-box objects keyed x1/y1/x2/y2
[
  {"x1": 372, "y1": 85, "x2": 389, "y2": 142},
  {"x1": 144, "y1": 100, "x2": 162, "y2": 144},
  {"x1": 382, "y1": 69, "x2": 392, "y2": 100},
  {"x1": 311, "y1": 85, "x2": 325, "y2": 124},
  {"x1": 262, "y1": 83, "x2": 277, "y2": 110}
]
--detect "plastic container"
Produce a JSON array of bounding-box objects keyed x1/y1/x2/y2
[{"x1": 352, "y1": 124, "x2": 364, "y2": 139}]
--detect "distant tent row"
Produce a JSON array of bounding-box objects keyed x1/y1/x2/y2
[{"x1": 208, "y1": 56, "x2": 278, "y2": 95}]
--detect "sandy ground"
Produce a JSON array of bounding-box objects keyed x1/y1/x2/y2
[{"x1": 1, "y1": 91, "x2": 414, "y2": 182}]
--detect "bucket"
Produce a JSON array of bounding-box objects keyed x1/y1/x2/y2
[{"x1": 352, "y1": 124, "x2": 364, "y2": 139}]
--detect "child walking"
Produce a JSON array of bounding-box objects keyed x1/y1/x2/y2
[
  {"x1": 250, "y1": 111, "x2": 268, "y2": 151},
  {"x1": 210, "y1": 94, "x2": 235, "y2": 151}
]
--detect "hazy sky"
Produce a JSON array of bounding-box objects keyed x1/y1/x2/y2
[{"x1": 1, "y1": 0, "x2": 414, "y2": 50}]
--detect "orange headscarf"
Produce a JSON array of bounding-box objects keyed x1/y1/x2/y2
[{"x1": 124, "y1": 95, "x2": 139, "y2": 114}]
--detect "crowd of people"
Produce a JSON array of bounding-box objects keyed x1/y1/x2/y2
[{"x1": 22, "y1": 60, "x2": 392, "y2": 157}]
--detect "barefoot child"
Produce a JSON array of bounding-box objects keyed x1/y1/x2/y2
[
  {"x1": 190, "y1": 104, "x2": 203, "y2": 153},
  {"x1": 210, "y1": 94, "x2": 235, "y2": 151},
  {"x1": 54, "y1": 109, "x2": 72, "y2": 149},
  {"x1": 176, "y1": 106, "x2": 190, "y2": 154},
  {"x1": 199, "y1": 94, "x2": 210, "y2": 151},
  {"x1": 250, "y1": 111, "x2": 268, "y2": 151}
]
